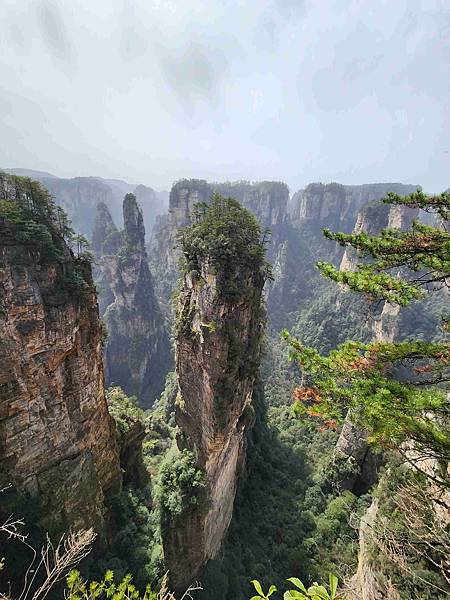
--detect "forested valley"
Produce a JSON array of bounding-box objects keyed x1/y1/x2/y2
[{"x1": 1, "y1": 171, "x2": 448, "y2": 600}]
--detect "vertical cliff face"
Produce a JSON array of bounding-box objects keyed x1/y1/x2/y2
[
  {"x1": 134, "y1": 184, "x2": 167, "y2": 237},
  {"x1": 162, "y1": 197, "x2": 267, "y2": 589},
  {"x1": 0, "y1": 175, "x2": 121, "y2": 538},
  {"x1": 347, "y1": 500, "x2": 387, "y2": 600},
  {"x1": 92, "y1": 201, "x2": 122, "y2": 259},
  {"x1": 169, "y1": 179, "x2": 211, "y2": 228},
  {"x1": 340, "y1": 200, "x2": 418, "y2": 342},
  {"x1": 103, "y1": 194, "x2": 171, "y2": 407},
  {"x1": 92, "y1": 202, "x2": 123, "y2": 316},
  {"x1": 211, "y1": 181, "x2": 289, "y2": 228},
  {"x1": 291, "y1": 182, "x2": 418, "y2": 234},
  {"x1": 292, "y1": 183, "x2": 356, "y2": 232}
]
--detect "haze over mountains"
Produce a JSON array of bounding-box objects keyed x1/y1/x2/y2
[
  {"x1": 1, "y1": 1, "x2": 449, "y2": 598},
  {"x1": 4, "y1": 167, "x2": 169, "y2": 236},
  {"x1": 1, "y1": 165, "x2": 448, "y2": 599}
]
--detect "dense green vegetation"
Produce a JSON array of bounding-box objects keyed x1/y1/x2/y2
[
  {"x1": 280, "y1": 190, "x2": 450, "y2": 596},
  {"x1": 94, "y1": 384, "x2": 205, "y2": 591},
  {"x1": 0, "y1": 171, "x2": 93, "y2": 298},
  {"x1": 0, "y1": 171, "x2": 70, "y2": 258},
  {"x1": 177, "y1": 193, "x2": 271, "y2": 300},
  {"x1": 156, "y1": 450, "x2": 205, "y2": 526},
  {"x1": 2, "y1": 177, "x2": 448, "y2": 599},
  {"x1": 319, "y1": 190, "x2": 449, "y2": 306},
  {"x1": 107, "y1": 386, "x2": 146, "y2": 437},
  {"x1": 198, "y1": 371, "x2": 366, "y2": 600},
  {"x1": 250, "y1": 574, "x2": 339, "y2": 600}
]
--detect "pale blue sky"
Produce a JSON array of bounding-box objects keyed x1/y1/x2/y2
[{"x1": 0, "y1": 0, "x2": 449, "y2": 192}]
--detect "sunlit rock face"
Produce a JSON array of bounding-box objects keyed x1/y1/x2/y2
[
  {"x1": 0, "y1": 217, "x2": 121, "y2": 539},
  {"x1": 162, "y1": 214, "x2": 266, "y2": 590}
]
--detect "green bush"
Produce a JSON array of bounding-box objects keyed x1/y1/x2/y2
[
  {"x1": 177, "y1": 194, "x2": 271, "y2": 300},
  {"x1": 155, "y1": 450, "x2": 205, "y2": 525}
]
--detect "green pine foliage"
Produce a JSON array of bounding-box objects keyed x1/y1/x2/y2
[
  {"x1": 319, "y1": 190, "x2": 450, "y2": 306},
  {"x1": 285, "y1": 189, "x2": 450, "y2": 477},
  {"x1": 177, "y1": 193, "x2": 272, "y2": 300},
  {"x1": 0, "y1": 171, "x2": 73, "y2": 258},
  {"x1": 284, "y1": 334, "x2": 450, "y2": 467},
  {"x1": 0, "y1": 171, "x2": 93, "y2": 297}
]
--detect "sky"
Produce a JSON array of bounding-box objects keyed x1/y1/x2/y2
[{"x1": 0, "y1": 0, "x2": 449, "y2": 193}]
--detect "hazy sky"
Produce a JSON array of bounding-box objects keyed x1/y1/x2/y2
[{"x1": 1, "y1": 0, "x2": 449, "y2": 192}]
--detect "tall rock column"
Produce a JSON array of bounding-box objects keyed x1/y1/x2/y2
[
  {"x1": 91, "y1": 201, "x2": 123, "y2": 316},
  {"x1": 162, "y1": 196, "x2": 268, "y2": 588},
  {"x1": 0, "y1": 173, "x2": 121, "y2": 539},
  {"x1": 103, "y1": 194, "x2": 170, "y2": 407}
]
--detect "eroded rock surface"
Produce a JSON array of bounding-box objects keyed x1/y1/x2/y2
[
  {"x1": 0, "y1": 213, "x2": 121, "y2": 538},
  {"x1": 102, "y1": 194, "x2": 171, "y2": 406},
  {"x1": 162, "y1": 201, "x2": 267, "y2": 589}
]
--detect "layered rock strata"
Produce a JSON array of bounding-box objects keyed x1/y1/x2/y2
[
  {"x1": 162, "y1": 202, "x2": 267, "y2": 588},
  {"x1": 0, "y1": 183, "x2": 121, "y2": 538}
]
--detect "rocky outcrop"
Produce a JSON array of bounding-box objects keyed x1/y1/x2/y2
[
  {"x1": 339, "y1": 200, "x2": 418, "y2": 342},
  {"x1": 162, "y1": 199, "x2": 267, "y2": 589},
  {"x1": 134, "y1": 184, "x2": 167, "y2": 237},
  {"x1": 347, "y1": 500, "x2": 389, "y2": 600},
  {"x1": 6, "y1": 169, "x2": 169, "y2": 240},
  {"x1": 212, "y1": 181, "x2": 289, "y2": 228},
  {"x1": 149, "y1": 179, "x2": 290, "y2": 324},
  {"x1": 291, "y1": 182, "x2": 418, "y2": 234},
  {"x1": 92, "y1": 201, "x2": 123, "y2": 259},
  {"x1": 167, "y1": 178, "x2": 289, "y2": 228},
  {"x1": 103, "y1": 194, "x2": 171, "y2": 407},
  {"x1": 37, "y1": 176, "x2": 124, "y2": 238},
  {"x1": 0, "y1": 179, "x2": 121, "y2": 539},
  {"x1": 118, "y1": 419, "x2": 148, "y2": 488},
  {"x1": 150, "y1": 179, "x2": 420, "y2": 333},
  {"x1": 249, "y1": 182, "x2": 419, "y2": 330},
  {"x1": 106, "y1": 387, "x2": 149, "y2": 489},
  {"x1": 169, "y1": 179, "x2": 211, "y2": 228},
  {"x1": 333, "y1": 418, "x2": 382, "y2": 495},
  {"x1": 291, "y1": 182, "x2": 358, "y2": 233},
  {"x1": 92, "y1": 202, "x2": 123, "y2": 316},
  {"x1": 331, "y1": 200, "x2": 418, "y2": 494}
]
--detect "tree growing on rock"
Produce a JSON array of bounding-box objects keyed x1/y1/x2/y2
[{"x1": 284, "y1": 189, "x2": 450, "y2": 486}]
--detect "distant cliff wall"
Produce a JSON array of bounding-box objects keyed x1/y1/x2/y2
[
  {"x1": 6, "y1": 170, "x2": 167, "y2": 240},
  {"x1": 149, "y1": 179, "x2": 290, "y2": 325}
]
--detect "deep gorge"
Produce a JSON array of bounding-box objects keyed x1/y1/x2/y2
[{"x1": 0, "y1": 171, "x2": 448, "y2": 600}]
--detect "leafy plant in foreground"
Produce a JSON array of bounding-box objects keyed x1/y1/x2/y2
[{"x1": 250, "y1": 574, "x2": 340, "y2": 600}]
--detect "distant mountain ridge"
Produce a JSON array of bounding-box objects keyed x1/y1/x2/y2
[{"x1": 3, "y1": 168, "x2": 169, "y2": 238}]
